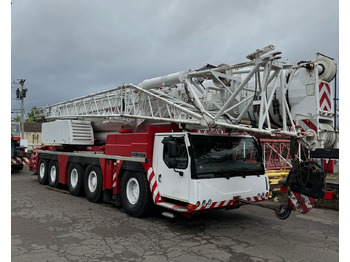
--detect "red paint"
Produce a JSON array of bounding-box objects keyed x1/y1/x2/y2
[
  {"x1": 323, "y1": 159, "x2": 334, "y2": 173},
  {"x1": 323, "y1": 191, "x2": 335, "y2": 200},
  {"x1": 301, "y1": 119, "x2": 317, "y2": 133},
  {"x1": 57, "y1": 155, "x2": 69, "y2": 184},
  {"x1": 105, "y1": 126, "x2": 172, "y2": 163},
  {"x1": 280, "y1": 185, "x2": 287, "y2": 193},
  {"x1": 320, "y1": 92, "x2": 331, "y2": 110}
]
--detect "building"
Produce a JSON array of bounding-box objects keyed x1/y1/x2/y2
[{"x1": 23, "y1": 123, "x2": 42, "y2": 150}]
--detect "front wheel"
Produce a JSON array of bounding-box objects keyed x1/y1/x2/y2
[
  {"x1": 120, "y1": 171, "x2": 153, "y2": 218},
  {"x1": 84, "y1": 165, "x2": 103, "y2": 203}
]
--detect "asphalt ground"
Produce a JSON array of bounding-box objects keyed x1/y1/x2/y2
[{"x1": 12, "y1": 167, "x2": 339, "y2": 262}]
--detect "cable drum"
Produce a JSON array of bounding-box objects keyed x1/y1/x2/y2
[
  {"x1": 315, "y1": 55, "x2": 337, "y2": 82},
  {"x1": 319, "y1": 123, "x2": 337, "y2": 149}
]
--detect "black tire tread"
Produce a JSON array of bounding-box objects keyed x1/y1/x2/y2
[
  {"x1": 48, "y1": 160, "x2": 59, "y2": 188},
  {"x1": 38, "y1": 159, "x2": 48, "y2": 185},
  {"x1": 84, "y1": 165, "x2": 103, "y2": 203},
  {"x1": 120, "y1": 171, "x2": 153, "y2": 218},
  {"x1": 67, "y1": 163, "x2": 85, "y2": 196}
]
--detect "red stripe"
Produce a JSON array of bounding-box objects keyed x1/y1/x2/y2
[
  {"x1": 155, "y1": 192, "x2": 162, "y2": 203},
  {"x1": 148, "y1": 172, "x2": 155, "y2": 184},
  {"x1": 200, "y1": 204, "x2": 209, "y2": 210},
  {"x1": 307, "y1": 196, "x2": 316, "y2": 205},
  {"x1": 210, "y1": 202, "x2": 217, "y2": 209},
  {"x1": 226, "y1": 200, "x2": 233, "y2": 206},
  {"x1": 217, "y1": 201, "x2": 226, "y2": 208},
  {"x1": 253, "y1": 196, "x2": 259, "y2": 202},
  {"x1": 319, "y1": 82, "x2": 324, "y2": 90},
  {"x1": 246, "y1": 197, "x2": 252, "y2": 202},
  {"x1": 151, "y1": 182, "x2": 157, "y2": 196},
  {"x1": 292, "y1": 192, "x2": 310, "y2": 213},
  {"x1": 320, "y1": 92, "x2": 331, "y2": 109},
  {"x1": 319, "y1": 82, "x2": 330, "y2": 94},
  {"x1": 301, "y1": 119, "x2": 317, "y2": 133}
]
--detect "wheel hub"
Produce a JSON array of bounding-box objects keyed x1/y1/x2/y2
[
  {"x1": 39, "y1": 163, "x2": 45, "y2": 179},
  {"x1": 50, "y1": 165, "x2": 57, "y2": 182},
  {"x1": 126, "y1": 178, "x2": 140, "y2": 205},
  {"x1": 70, "y1": 169, "x2": 78, "y2": 188},
  {"x1": 88, "y1": 171, "x2": 98, "y2": 192}
]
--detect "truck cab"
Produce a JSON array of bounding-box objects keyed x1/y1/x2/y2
[{"x1": 152, "y1": 132, "x2": 269, "y2": 211}]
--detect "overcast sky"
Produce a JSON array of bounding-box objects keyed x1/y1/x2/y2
[{"x1": 11, "y1": 0, "x2": 339, "y2": 116}]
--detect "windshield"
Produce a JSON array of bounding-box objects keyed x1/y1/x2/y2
[
  {"x1": 189, "y1": 134, "x2": 264, "y2": 179},
  {"x1": 11, "y1": 122, "x2": 20, "y2": 137}
]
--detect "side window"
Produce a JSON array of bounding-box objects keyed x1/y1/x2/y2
[{"x1": 163, "y1": 137, "x2": 188, "y2": 169}]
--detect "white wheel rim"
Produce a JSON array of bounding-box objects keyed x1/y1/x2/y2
[
  {"x1": 88, "y1": 171, "x2": 98, "y2": 193},
  {"x1": 50, "y1": 165, "x2": 57, "y2": 182},
  {"x1": 39, "y1": 163, "x2": 45, "y2": 179},
  {"x1": 70, "y1": 168, "x2": 78, "y2": 188},
  {"x1": 126, "y1": 178, "x2": 140, "y2": 205}
]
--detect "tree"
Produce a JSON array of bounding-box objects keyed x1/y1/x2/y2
[
  {"x1": 25, "y1": 106, "x2": 43, "y2": 123},
  {"x1": 11, "y1": 115, "x2": 21, "y2": 122},
  {"x1": 11, "y1": 106, "x2": 43, "y2": 123}
]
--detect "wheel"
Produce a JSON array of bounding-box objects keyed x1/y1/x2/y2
[
  {"x1": 48, "y1": 161, "x2": 60, "y2": 188},
  {"x1": 67, "y1": 163, "x2": 85, "y2": 196},
  {"x1": 11, "y1": 165, "x2": 23, "y2": 171},
  {"x1": 275, "y1": 204, "x2": 292, "y2": 220},
  {"x1": 84, "y1": 165, "x2": 103, "y2": 203},
  {"x1": 38, "y1": 159, "x2": 48, "y2": 185},
  {"x1": 120, "y1": 171, "x2": 153, "y2": 217}
]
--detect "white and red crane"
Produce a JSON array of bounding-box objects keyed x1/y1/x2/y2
[{"x1": 30, "y1": 45, "x2": 338, "y2": 219}]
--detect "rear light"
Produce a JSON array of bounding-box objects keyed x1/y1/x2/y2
[{"x1": 187, "y1": 204, "x2": 195, "y2": 212}]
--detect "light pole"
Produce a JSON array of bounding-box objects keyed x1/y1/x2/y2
[{"x1": 18, "y1": 79, "x2": 26, "y2": 138}]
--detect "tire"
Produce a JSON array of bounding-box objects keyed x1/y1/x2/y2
[
  {"x1": 48, "y1": 161, "x2": 60, "y2": 188},
  {"x1": 11, "y1": 165, "x2": 23, "y2": 171},
  {"x1": 120, "y1": 171, "x2": 153, "y2": 218},
  {"x1": 67, "y1": 163, "x2": 85, "y2": 196},
  {"x1": 84, "y1": 165, "x2": 103, "y2": 203},
  {"x1": 275, "y1": 204, "x2": 292, "y2": 220},
  {"x1": 38, "y1": 159, "x2": 48, "y2": 185}
]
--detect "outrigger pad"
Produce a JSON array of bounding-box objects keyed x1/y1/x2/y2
[
  {"x1": 286, "y1": 161, "x2": 326, "y2": 199},
  {"x1": 288, "y1": 191, "x2": 317, "y2": 214}
]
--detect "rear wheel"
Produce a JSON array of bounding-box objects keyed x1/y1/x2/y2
[
  {"x1": 11, "y1": 165, "x2": 23, "y2": 171},
  {"x1": 67, "y1": 163, "x2": 85, "y2": 196},
  {"x1": 84, "y1": 165, "x2": 103, "y2": 203},
  {"x1": 38, "y1": 159, "x2": 48, "y2": 185},
  {"x1": 48, "y1": 161, "x2": 59, "y2": 188},
  {"x1": 121, "y1": 171, "x2": 153, "y2": 217}
]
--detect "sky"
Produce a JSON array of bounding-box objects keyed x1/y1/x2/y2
[{"x1": 10, "y1": 0, "x2": 340, "y2": 117}]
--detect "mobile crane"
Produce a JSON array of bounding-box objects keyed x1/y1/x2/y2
[{"x1": 29, "y1": 45, "x2": 338, "y2": 219}]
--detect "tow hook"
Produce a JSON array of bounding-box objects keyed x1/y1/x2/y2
[{"x1": 236, "y1": 197, "x2": 291, "y2": 220}]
